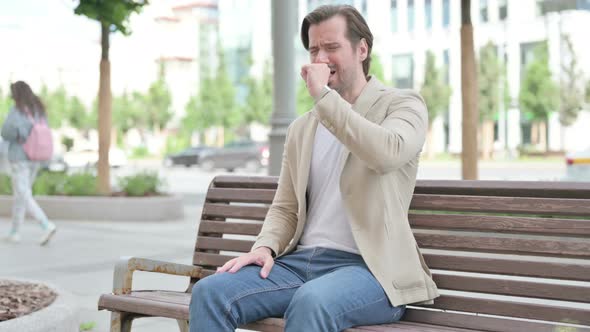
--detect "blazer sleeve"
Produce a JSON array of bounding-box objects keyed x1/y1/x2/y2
[
  {"x1": 252, "y1": 125, "x2": 299, "y2": 256},
  {"x1": 312, "y1": 89, "x2": 428, "y2": 175}
]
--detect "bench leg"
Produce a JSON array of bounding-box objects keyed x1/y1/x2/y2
[
  {"x1": 110, "y1": 312, "x2": 134, "y2": 332},
  {"x1": 177, "y1": 319, "x2": 189, "y2": 332}
]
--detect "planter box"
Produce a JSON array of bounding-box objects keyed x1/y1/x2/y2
[{"x1": 0, "y1": 195, "x2": 184, "y2": 221}]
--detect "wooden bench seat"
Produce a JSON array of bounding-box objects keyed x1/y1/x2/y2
[{"x1": 99, "y1": 176, "x2": 590, "y2": 332}]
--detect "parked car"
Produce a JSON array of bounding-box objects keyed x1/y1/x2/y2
[
  {"x1": 163, "y1": 146, "x2": 211, "y2": 167},
  {"x1": 565, "y1": 147, "x2": 590, "y2": 181},
  {"x1": 63, "y1": 147, "x2": 128, "y2": 169},
  {"x1": 199, "y1": 140, "x2": 269, "y2": 172}
]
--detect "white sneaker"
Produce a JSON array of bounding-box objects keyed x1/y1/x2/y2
[
  {"x1": 3, "y1": 233, "x2": 21, "y2": 243},
  {"x1": 40, "y1": 223, "x2": 57, "y2": 246}
]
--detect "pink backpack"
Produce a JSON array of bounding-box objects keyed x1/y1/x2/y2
[{"x1": 22, "y1": 111, "x2": 53, "y2": 161}]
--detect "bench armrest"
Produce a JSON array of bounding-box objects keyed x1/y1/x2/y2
[{"x1": 113, "y1": 256, "x2": 202, "y2": 295}]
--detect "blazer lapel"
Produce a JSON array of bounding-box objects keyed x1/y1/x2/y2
[
  {"x1": 340, "y1": 77, "x2": 389, "y2": 168},
  {"x1": 297, "y1": 114, "x2": 318, "y2": 218}
]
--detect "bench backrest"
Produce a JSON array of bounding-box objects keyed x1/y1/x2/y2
[{"x1": 193, "y1": 176, "x2": 590, "y2": 332}]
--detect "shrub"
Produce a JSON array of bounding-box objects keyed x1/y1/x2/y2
[
  {"x1": 0, "y1": 174, "x2": 11, "y2": 195},
  {"x1": 61, "y1": 136, "x2": 74, "y2": 152},
  {"x1": 33, "y1": 171, "x2": 66, "y2": 195},
  {"x1": 118, "y1": 171, "x2": 164, "y2": 197},
  {"x1": 61, "y1": 173, "x2": 97, "y2": 196},
  {"x1": 130, "y1": 146, "x2": 150, "y2": 158}
]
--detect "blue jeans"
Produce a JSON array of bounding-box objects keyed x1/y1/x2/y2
[{"x1": 189, "y1": 247, "x2": 405, "y2": 332}]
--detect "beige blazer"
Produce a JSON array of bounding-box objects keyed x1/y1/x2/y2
[{"x1": 253, "y1": 77, "x2": 439, "y2": 306}]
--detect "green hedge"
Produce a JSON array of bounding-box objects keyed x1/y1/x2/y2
[
  {"x1": 117, "y1": 171, "x2": 164, "y2": 197},
  {"x1": 1, "y1": 171, "x2": 165, "y2": 197}
]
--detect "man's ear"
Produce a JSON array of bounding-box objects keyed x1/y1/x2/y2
[{"x1": 358, "y1": 38, "x2": 368, "y2": 61}]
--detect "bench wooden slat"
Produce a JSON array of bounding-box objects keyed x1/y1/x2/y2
[
  {"x1": 193, "y1": 250, "x2": 590, "y2": 283},
  {"x1": 410, "y1": 213, "x2": 590, "y2": 237},
  {"x1": 98, "y1": 292, "x2": 189, "y2": 320},
  {"x1": 414, "y1": 180, "x2": 590, "y2": 199},
  {"x1": 415, "y1": 233, "x2": 590, "y2": 258},
  {"x1": 202, "y1": 203, "x2": 269, "y2": 220},
  {"x1": 403, "y1": 308, "x2": 587, "y2": 332},
  {"x1": 242, "y1": 317, "x2": 482, "y2": 332},
  {"x1": 428, "y1": 295, "x2": 590, "y2": 325},
  {"x1": 206, "y1": 188, "x2": 275, "y2": 204},
  {"x1": 433, "y1": 274, "x2": 589, "y2": 303},
  {"x1": 198, "y1": 220, "x2": 262, "y2": 236},
  {"x1": 423, "y1": 253, "x2": 590, "y2": 281},
  {"x1": 195, "y1": 236, "x2": 254, "y2": 253},
  {"x1": 213, "y1": 175, "x2": 279, "y2": 189},
  {"x1": 411, "y1": 194, "x2": 590, "y2": 216},
  {"x1": 194, "y1": 252, "x2": 236, "y2": 266}
]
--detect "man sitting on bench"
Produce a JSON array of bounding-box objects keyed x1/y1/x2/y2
[{"x1": 189, "y1": 5, "x2": 439, "y2": 331}]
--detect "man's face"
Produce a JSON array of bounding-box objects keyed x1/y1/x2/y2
[{"x1": 307, "y1": 15, "x2": 366, "y2": 93}]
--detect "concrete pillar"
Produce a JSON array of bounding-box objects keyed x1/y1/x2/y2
[{"x1": 269, "y1": 0, "x2": 298, "y2": 176}]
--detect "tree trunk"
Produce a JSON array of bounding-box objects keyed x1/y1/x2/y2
[
  {"x1": 540, "y1": 121, "x2": 548, "y2": 152},
  {"x1": 481, "y1": 120, "x2": 494, "y2": 160},
  {"x1": 461, "y1": 0, "x2": 479, "y2": 179},
  {"x1": 531, "y1": 122, "x2": 539, "y2": 146},
  {"x1": 98, "y1": 23, "x2": 112, "y2": 195}
]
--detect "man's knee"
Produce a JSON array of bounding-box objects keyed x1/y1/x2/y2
[
  {"x1": 285, "y1": 287, "x2": 336, "y2": 330},
  {"x1": 191, "y1": 275, "x2": 224, "y2": 305}
]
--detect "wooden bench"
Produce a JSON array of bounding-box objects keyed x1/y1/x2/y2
[{"x1": 99, "y1": 176, "x2": 590, "y2": 332}]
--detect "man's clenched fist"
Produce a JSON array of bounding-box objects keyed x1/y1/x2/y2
[{"x1": 301, "y1": 63, "x2": 331, "y2": 100}]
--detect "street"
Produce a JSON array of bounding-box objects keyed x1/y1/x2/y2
[{"x1": 120, "y1": 159, "x2": 568, "y2": 197}]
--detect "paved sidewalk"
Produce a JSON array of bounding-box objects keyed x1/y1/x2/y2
[{"x1": 1, "y1": 200, "x2": 205, "y2": 332}]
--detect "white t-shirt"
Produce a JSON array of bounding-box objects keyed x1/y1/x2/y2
[{"x1": 297, "y1": 123, "x2": 359, "y2": 254}]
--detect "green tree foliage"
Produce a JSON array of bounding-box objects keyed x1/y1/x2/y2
[
  {"x1": 0, "y1": 86, "x2": 12, "y2": 124},
  {"x1": 369, "y1": 53, "x2": 386, "y2": 82},
  {"x1": 183, "y1": 47, "x2": 240, "y2": 134},
  {"x1": 243, "y1": 60, "x2": 273, "y2": 125},
  {"x1": 586, "y1": 80, "x2": 590, "y2": 104},
  {"x1": 74, "y1": 0, "x2": 147, "y2": 35},
  {"x1": 519, "y1": 42, "x2": 559, "y2": 123},
  {"x1": 559, "y1": 34, "x2": 584, "y2": 126},
  {"x1": 142, "y1": 63, "x2": 173, "y2": 131},
  {"x1": 420, "y1": 51, "x2": 452, "y2": 124},
  {"x1": 297, "y1": 80, "x2": 314, "y2": 116},
  {"x1": 110, "y1": 66, "x2": 172, "y2": 137},
  {"x1": 112, "y1": 91, "x2": 142, "y2": 134},
  {"x1": 38, "y1": 84, "x2": 68, "y2": 128},
  {"x1": 38, "y1": 84, "x2": 95, "y2": 131},
  {"x1": 478, "y1": 42, "x2": 503, "y2": 122}
]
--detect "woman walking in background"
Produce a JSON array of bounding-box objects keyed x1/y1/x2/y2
[{"x1": 1, "y1": 81, "x2": 56, "y2": 245}]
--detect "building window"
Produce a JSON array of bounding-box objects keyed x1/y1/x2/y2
[
  {"x1": 361, "y1": 0, "x2": 367, "y2": 17},
  {"x1": 425, "y1": 0, "x2": 432, "y2": 29},
  {"x1": 407, "y1": 0, "x2": 415, "y2": 31},
  {"x1": 498, "y1": 0, "x2": 508, "y2": 20},
  {"x1": 391, "y1": 0, "x2": 398, "y2": 33},
  {"x1": 392, "y1": 54, "x2": 414, "y2": 89},
  {"x1": 536, "y1": 0, "x2": 581, "y2": 15},
  {"x1": 480, "y1": 0, "x2": 488, "y2": 23},
  {"x1": 442, "y1": 0, "x2": 450, "y2": 27}
]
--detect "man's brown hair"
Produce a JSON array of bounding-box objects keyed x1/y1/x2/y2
[{"x1": 301, "y1": 5, "x2": 373, "y2": 76}]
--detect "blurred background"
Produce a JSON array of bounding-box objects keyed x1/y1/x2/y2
[{"x1": 1, "y1": 0, "x2": 590, "y2": 189}]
